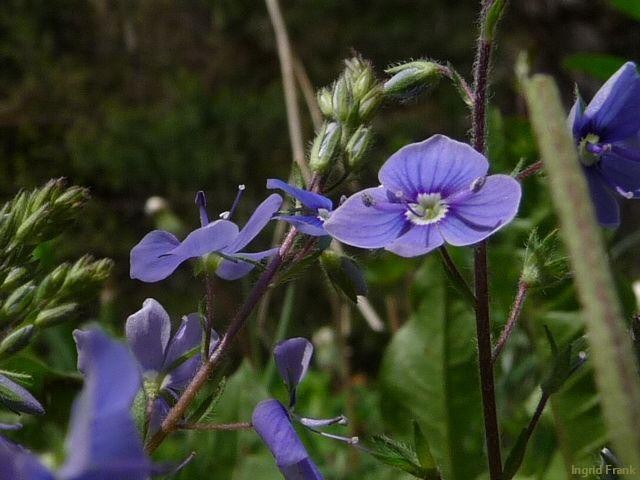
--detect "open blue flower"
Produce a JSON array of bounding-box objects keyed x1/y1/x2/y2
[
  {"x1": 126, "y1": 298, "x2": 218, "y2": 434},
  {"x1": 0, "y1": 373, "x2": 44, "y2": 416},
  {"x1": 570, "y1": 61, "x2": 640, "y2": 228},
  {"x1": 252, "y1": 338, "x2": 356, "y2": 480},
  {"x1": 324, "y1": 135, "x2": 521, "y2": 257},
  {"x1": 0, "y1": 328, "x2": 153, "y2": 480},
  {"x1": 130, "y1": 189, "x2": 282, "y2": 282},
  {"x1": 267, "y1": 179, "x2": 333, "y2": 236}
]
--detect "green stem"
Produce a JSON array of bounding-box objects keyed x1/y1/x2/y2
[{"x1": 438, "y1": 246, "x2": 476, "y2": 308}]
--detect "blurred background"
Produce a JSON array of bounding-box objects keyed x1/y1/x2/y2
[{"x1": 1, "y1": 1, "x2": 640, "y2": 478}]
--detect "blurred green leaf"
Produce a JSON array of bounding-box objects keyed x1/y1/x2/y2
[
  {"x1": 610, "y1": 0, "x2": 640, "y2": 20},
  {"x1": 563, "y1": 53, "x2": 627, "y2": 81},
  {"x1": 379, "y1": 257, "x2": 484, "y2": 480},
  {"x1": 368, "y1": 434, "x2": 435, "y2": 478}
]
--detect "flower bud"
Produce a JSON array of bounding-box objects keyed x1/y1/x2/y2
[
  {"x1": 1, "y1": 268, "x2": 28, "y2": 293},
  {"x1": 346, "y1": 126, "x2": 374, "y2": 171},
  {"x1": 15, "y1": 205, "x2": 49, "y2": 243},
  {"x1": 310, "y1": 122, "x2": 342, "y2": 174},
  {"x1": 358, "y1": 84, "x2": 383, "y2": 122},
  {"x1": 384, "y1": 61, "x2": 443, "y2": 97},
  {"x1": 332, "y1": 77, "x2": 355, "y2": 124},
  {"x1": 317, "y1": 87, "x2": 334, "y2": 118},
  {"x1": 34, "y1": 302, "x2": 78, "y2": 327},
  {"x1": 1, "y1": 282, "x2": 36, "y2": 321},
  {"x1": 0, "y1": 324, "x2": 35, "y2": 357}
]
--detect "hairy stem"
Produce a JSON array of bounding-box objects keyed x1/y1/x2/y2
[
  {"x1": 180, "y1": 421, "x2": 252, "y2": 431},
  {"x1": 492, "y1": 280, "x2": 528, "y2": 364},
  {"x1": 515, "y1": 160, "x2": 543, "y2": 181},
  {"x1": 471, "y1": 1, "x2": 503, "y2": 478}
]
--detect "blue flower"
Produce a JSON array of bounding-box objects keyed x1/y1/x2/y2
[
  {"x1": 267, "y1": 179, "x2": 333, "y2": 236},
  {"x1": 570, "y1": 61, "x2": 640, "y2": 228},
  {"x1": 0, "y1": 328, "x2": 153, "y2": 480},
  {"x1": 252, "y1": 338, "x2": 357, "y2": 480},
  {"x1": 130, "y1": 189, "x2": 282, "y2": 282},
  {"x1": 324, "y1": 135, "x2": 521, "y2": 257},
  {"x1": 125, "y1": 298, "x2": 218, "y2": 434},
  {"x1": 0, "y1": 373, "x2": 44, "y2": 416}
]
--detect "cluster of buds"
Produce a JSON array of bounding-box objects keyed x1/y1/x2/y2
[{"x1": 311, "y1": 56, "x2": 380, "y2": 174}]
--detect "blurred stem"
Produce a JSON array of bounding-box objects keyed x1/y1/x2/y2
[
  {"x1": 492, "y1": 280, "x2": 528, "y2": 364},
  {"x1": 265, "y1": 0, "x2": 311, "y2": 185},
  {"x1": 263, "y1": 283, "x2": 297, "y2": 387},
  {"x1": 438, "y1": 246, "x2": 476, "y2": 308},
  {"x1": 203, "y1": 273, "x2": 215, "y2": 361},
  {"x1": 471, "y1": 1, "x2": 503, "y2": 479},
  {"x1": 515, "y1": 160, "x2": 543, "y2": 181},
  {"x1": 180, "y1": 421, "x2": 252, "y2": 431},
  {"x1": 294, "y1": 55, "x2": 323, "y2": 129}
]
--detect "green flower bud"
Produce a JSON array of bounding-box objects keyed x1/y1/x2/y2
[
  {"x1": 1, "y1": 268, "x2": 28, "y2": 293},
  {"x1": 0, "y1": 324, "x2": 35, "y2": 357},
  {"x1": 332, "y1": 77, "x2": 354, "y2": 124},
  {"x1": 310, "y1": 122, "x2": 342, "y2": 174},
  {"x1": 320, "y1": 250, "x2": 368, "y2": 303},
  {"x1": 34, "y1": 264, "x2": 69, "y2": 304},
  {"x1": 384, "y1": 61, "x2": 443, "y2": 97},
  {"x1": 1, "y1": 282, "x2": 36, "y2": 321},
  {"x1": 193, "y1": 253, "x2": 222, "y2": 277},
  {"x1": 317, "y1": 87, "x2": 334, "y2": 118},
  {"x1": 53, "y1": 186, "x2": 90, "y2": 209},
  {"x1": 358, "y1": 85, "x2": 384, "y2": 122},
  {"x1": 15, "y1": 205, "x2": 49, "y2": 243},
  {"x1": 34, "y1": 302, "x2": 78, "y2": 327},
  {"x1": 346, "y1": 126, "x2": 374, "y2": 171}
]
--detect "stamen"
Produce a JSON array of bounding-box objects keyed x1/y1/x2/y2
[
  {"x1": 471, "y1": 176, "x2": 486, "y2": 193},
  {"x1": 227, "y1": 184, "x2": 246, "y2": 221},
  {"x1": 361, "y1": 193, "x2": 375, "y2": 207},
  {"x1": 195, "y1": 191, "x2": 209, "y2": 226},
  {"x1": 317, "y1": 208, "x2": 332, "y2": 222},
  {"x1": 219, "y1": 211, "x2": 230, "y2": 220},
  {"x1": 297, "y1": 414, "x2": 348, "y2": 428},
  {"x1": 305, "y1": 426, "x2": 359, "y2": 445},
  {"x1": 616, "y1": 186, "x2": 634, "y2": 199}
]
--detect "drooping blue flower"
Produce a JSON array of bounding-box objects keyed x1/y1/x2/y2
[
  {"x1": 130, "y1": 189, "x2": 282, "y2": 282},
  {"x1": 252, "y1": 338, "x2": 356, "y2": 480},
  {"x1": 324, "y1": 135, "x2": 522, "y2": 257},
  {"x1": 0, "y1": 328, "x2": 153, "y2": 480},
  {"x1": 125, "y1": 298, "x2": 218, "y2": 433},
  {"x1": 0, "y1": 373, "x2": 44, "y2": 416},
  {"x1": 569, "y1": 61, "x2": 640, "y2": 228},
  {"x1": 267, "y1": 179, "x2": 333, "y2": 236}
]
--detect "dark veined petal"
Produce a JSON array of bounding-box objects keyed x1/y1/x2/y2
[
  {"x1": 267, "y1": 179, "x2": 333, "y2": 211},
  {"x1": 583, "y1": 61, "x2": 640, "y2": 142},
  {"x1": 378, "y1": 135, "x2": 488, "y2": 198},
  {"x1": 585, "y1": 168, "x2": 620, "y2": 228},
  {"x1": 598, "y1": 148, "x2": 640, "y2": 197},
  {"x1": 215, "y1": 248, "x2": 279, "y2": 281},
  {"x1": 0, "y1": 373, "x2": 45, "y2": 415},
  {"x1": 125, "y1": 299, "x2": 172, "y2": 374},
  {"x1": 274, "y1": 215, "x2": 327, "y2": 236},
  {"x1": 385, "y1": 225, "x2": 444, "y2": 257},
  {"x1": 130, "y1": 230, "x2": 182, "y2": 282},
  {"x1": 171, "y1": 219, "x2": 239, "y2": 259},
  {"x1": 225, "y1": 194, "x2": 283, "y2": 253},
  {"x1": 323, "y1": 187, "x2": 407, "y2": 249},
  {"x1": 147, "y1": 397, "x2": 171, "y2": 437},
  {"x1": 60, "y1": 329, "x2": 150, "y2": 480},
  {"x1": 162, "y1": 313, "x2": 202, "y2": 371},
  {"x1": 0, "y1": 437, "x2": 53, "y2": 480},
  {"x1": 438, "y1": 174, "x2": 521, "y2": 246},
  {"x1": 568, "y1": 93, "x2": 587, "y2": 139},
  {"x1": 274, "y1": 338, "x2": 313, "y2": 406},
  {"x1": 252, "y1": 399, "x2": 323, "y2": 480}
]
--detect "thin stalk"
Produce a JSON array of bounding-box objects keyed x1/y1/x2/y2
[
  {"x1": 515, "y1": 161, "x2": 543, "y2": 181},
  {"x1": 180, "y1": 421, "x2": 252, "y2": 432},
  {"x1": 438, "y1": 246, "x2": 476, "y2": 308},
  {"x1": 523, "y1": 392, "x2": 549, "y2": 442},
  {"x1": 492, "y1": 280, "x2": 528, "y2": 364},
  {"x1": 471, "y1": 1, "x2": 503, "y2": 478}
]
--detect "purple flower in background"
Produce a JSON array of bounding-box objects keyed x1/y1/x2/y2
[
  {"x1": 252, "y1": 338, "x2": 357, "y2": 480},
  {"x1": 130, "y1": 188, "x2": 282, "y2": 282},
  {"x1": 0, "y1": 328, "x2": 153, "y2": 480},
  {"x1": 0, "y1": 373, "x2": 44, "y2": 416},
  {"x1": 126, "y1": 298, "x2": 218, "y2": 434},
  {"x1": 324, "y1": 135, "x2": 521, "y2": 257},
  {"x1": 267, "y1": 179, "x2": 333, "y2": 236},
  {"x1": 569, "y1": 61, "x2": 640, "y2": 228}
]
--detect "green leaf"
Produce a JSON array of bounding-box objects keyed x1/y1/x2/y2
[
  {"x1": 503, "y1": 427, "x2": 530, "y2": 480},
  {"x1": 379, "y1": 258, "x2": 484, "y2": 480},
  {"x1": 610, "y1": 0, "x2": 640, "y2": 20},
  {"x1": 368, "y1": 435, "x2": 429, "y2": 478},
  {"x1": 413, "y1": 420, "x2": 436, "y2": 471},
  {"x1": 563, "y1": 53, "x2": 627, "y2": 81}
]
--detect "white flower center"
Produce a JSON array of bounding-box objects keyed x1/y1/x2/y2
[{"x1": 405, "y1": 192, "x2": 448, "y2": 225}]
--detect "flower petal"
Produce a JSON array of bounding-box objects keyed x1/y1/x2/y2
[
  {"x1": 61, "y1": 329, "x2": 150, "y2": 480},
  {"x1": 385, "y1": 225, "x2": 444, "y2": 257},
  {"x1": 274, "y1": 215, "x2": 327, "y2": 236},
  {"x1": 569, "y1": 94, "x2": 587, "y2": 138},
  {"x1": 172, "y1": 219, "x2": 239, "y2": 259},
  {"x1": 0, "y1": 373, "x2": 44, "y2": 415},
  {"x1": 378, "y1": 135, "x2": 489, "y2": 198},
  {"x1": 215, "y1": 248, "x2": 279, "y2": 281},
  {"x1": 584, "y1": 62, "x2": 640, "y2": 142},
  {"x1": 585, "y1": 168, "x2": 620, "y2": 228},
  {"x1": 129, "y1": 230, "x2": 183, "y2": 282},
  {"x1": 252, "y1": 399, "x2": 323, "y2": 480},
  {"x1": 274, "y1": 338, "x2": 313, "y2": 405},
  {"x1": 125, "y1": 299, "x2": 172, "y2": 374},
  {"x1": 162, "y1": 313, "x2": 203, "y2": 371},
  {"x1": 147, "y1": 398, "x2": 171, "y2": 436},
  {"x1": 267, "y1": 179, "x2": 333, "y2": 211},
  {"x1": 598, "y1": 148, "x2": 640, "y2": 197},
  {"x1": 225, "y1": 194, "x2": 283, "y2": 253},
  {"x1": 438, "y1": 174, "x2": 521, "y2": 246},
  {"x1": 323, "y1": 187, "x2": 407, "y2": 249},
  {"x1": 0, "y1": 437, "x2": 53, "y2": 480}
]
